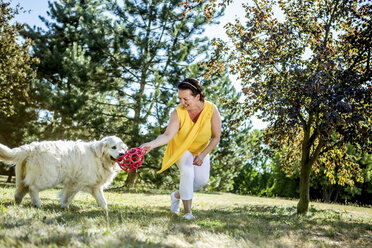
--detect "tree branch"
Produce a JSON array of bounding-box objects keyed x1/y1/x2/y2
[
  {"x1": 309, "y1": 138, "x2": 325, "y2": 165},
  {"x1": 298, "y1": 112, "x2": 307, "y2": 129}
]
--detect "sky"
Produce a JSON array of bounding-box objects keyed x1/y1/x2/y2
[{"x1": 10, "y1": 0, "x2": 268, "y2": 130}]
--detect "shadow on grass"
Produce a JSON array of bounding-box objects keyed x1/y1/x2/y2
[
  {"x1": 2, "y1": 184, "x2": 371, "y2": 246},
  {"x1": 3, "y1": 191, "x2": 372, "y2": 232},
  {"x1": 105, "y1": 186, "x2": 226, "y2": 196},
  {"x1": 192, "y1": 205, "x2": 372, "y2": 245},
  {"x1": 1, "y1": 202, "x2": 175, "y2": 248}
]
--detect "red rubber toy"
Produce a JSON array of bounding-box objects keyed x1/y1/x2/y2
[{"x1": 116, "y1": 147, "x2": 145, "y2": 172}]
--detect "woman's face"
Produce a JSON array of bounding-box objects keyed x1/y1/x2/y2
[{"x1": 178, "y1": 89, "x2": 199, "y2": 110}]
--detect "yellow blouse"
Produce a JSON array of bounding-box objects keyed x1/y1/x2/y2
[{"x1": 157, "y1": 101, "x2": 215, "y2": 174}]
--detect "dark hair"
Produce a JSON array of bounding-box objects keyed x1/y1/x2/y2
[{"x1": 177, "y1": 78, "x2": 206, "y2": 102}]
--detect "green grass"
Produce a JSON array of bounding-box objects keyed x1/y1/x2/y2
[{"x1": 0, "y1": 178, "x2": 371, "y2": 247}]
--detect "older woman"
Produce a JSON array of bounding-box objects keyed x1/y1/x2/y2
[{"x1": 140, "y1": 78, "x2": 222, "y2": 220}]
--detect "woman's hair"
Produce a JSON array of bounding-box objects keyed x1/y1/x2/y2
[{"x1": 177, "y1": 78, "x2": 205, "y2": 102}]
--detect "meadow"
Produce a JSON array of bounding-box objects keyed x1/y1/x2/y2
[{"x1": 0, "y1": 177, "x2": 371, "y2": 248}]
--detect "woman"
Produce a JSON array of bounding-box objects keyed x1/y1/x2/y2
[{"x1": 140, "y1": 78, "x2": 222, "y2": 220}]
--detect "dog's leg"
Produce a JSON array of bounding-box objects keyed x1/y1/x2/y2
[
  {"x1": 59, "y1": 187, "x2": 79, "y2": 209},
  {"x1": 91, "y1": 187, "x2": 107, "y2": 210},
  {"x1": 29, "y1": 186, "x2": 41, "y2": 208},
  {"x1": 14, "y1": 160, "x2": 28, "y2": 205},
  {"x1": 14, "y1": 183, "x2": 29, "y2": 205}
]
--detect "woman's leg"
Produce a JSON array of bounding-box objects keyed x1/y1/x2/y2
[
  {"x1": 193, "y1": 154, "x2": 210, "y2": 192},
  {"x1": 183, "y1": 154, "x2": 210, "y2": 214},
  {"x1": 176, "y1": 151, "x2": 210, "y2": 215},
  {"x1": 176, "y1": 151, "x2": 195, "y2": 202},
  {"x1": 172, "y1": 193, "x2": 192, "y2": 214}
]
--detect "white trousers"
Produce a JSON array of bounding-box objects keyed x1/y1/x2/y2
[{"x1": 176, "y1": 150, "x2": 210, "y2": 200}]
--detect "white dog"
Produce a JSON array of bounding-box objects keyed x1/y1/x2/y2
[{"x1": 0, "y1": 136, "x2": 127, "y2": 210}]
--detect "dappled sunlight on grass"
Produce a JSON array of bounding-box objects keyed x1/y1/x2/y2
[{"x1": 0, "y1": 183, "x2": 371, "y2": 247}]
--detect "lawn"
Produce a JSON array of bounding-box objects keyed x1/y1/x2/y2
[{"x1": 0, "y1": 177, "x2": 371, "y2": 247}]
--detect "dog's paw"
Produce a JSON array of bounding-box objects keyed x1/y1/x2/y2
[
  {"x1": 14, "y1": 195, "x2": 23, "y2": 205},
  {"x1": 33, "y1": 203, "x2": 42, "y2": 208},
  {"x1": 99, "y1": 204, "x2": 108, "y2": 210}
]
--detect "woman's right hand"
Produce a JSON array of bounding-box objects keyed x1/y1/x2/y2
[{"x1": 140, "y1": 143, "x2": 153, "y2": 154}]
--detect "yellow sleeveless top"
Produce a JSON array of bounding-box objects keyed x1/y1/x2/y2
[{"x1": 157, "y1": 101, "x2": 215, "y2": 174}]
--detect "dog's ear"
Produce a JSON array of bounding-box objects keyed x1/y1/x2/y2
[{"x1": 94, "y1": 141, "x2": 107, "y2": 157}]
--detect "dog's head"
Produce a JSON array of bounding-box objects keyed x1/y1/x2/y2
[{"x1": 95, "y1": 136, "x2": 128, "y2": 161}]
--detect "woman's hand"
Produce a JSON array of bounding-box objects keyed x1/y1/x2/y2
[
  {"x1": 193, "y1": 153, "x2": 206, "y2": 166},
  {"x1": 140, "y1": 143, "x2": 153, "y2": 154}
]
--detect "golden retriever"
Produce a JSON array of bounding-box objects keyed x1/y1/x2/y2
[{"x1": 0, "y1": 136, "x2": 127, "y2": 209}]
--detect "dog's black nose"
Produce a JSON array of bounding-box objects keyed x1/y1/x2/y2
[{"x1": 118, "y1": 153, "x2": 125, "y2": 157}]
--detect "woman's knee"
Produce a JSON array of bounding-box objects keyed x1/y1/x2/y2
[{"x1": 194, "y1": 176, "x2": 209, "y2": 191}]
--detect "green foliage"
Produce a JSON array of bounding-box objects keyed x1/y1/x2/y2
[
  {"x1": 22, "y1": 0, "x2": 129, "y2": 141},
  {"x1": 311, "y1": 146, "x2": 372, "y2": 205},
  {"x1": 232, "y1": 130, "x2": 299, "y2": 198},
  {"x1": 0, "y1": 1, "x2": 38, "y2": 117},
  {"x1": 0, "y1": 1, "x2": 38, "y2": 146},
  {"x1": 265, "y1": 153, "x2": 299, "y2": 198},
  {"x1": 202, "y1": 73, "x2": 253, "y2": 192},
  {"x1": 232, "y1": 129, "x2": 270, "y2": 195}
]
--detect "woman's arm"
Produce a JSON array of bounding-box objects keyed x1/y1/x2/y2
[
  {"x1": 193, "y1": 105, "x2": 222, "y2": 166},
  {"x1": 140, "y1": 109, "x2": 179, "y2": 153}
]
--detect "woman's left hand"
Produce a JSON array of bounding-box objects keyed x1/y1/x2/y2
[{"x1": 193, "y1": 153, "x2": 206, "y2": 166}]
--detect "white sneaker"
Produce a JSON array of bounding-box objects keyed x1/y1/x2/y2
[
  {"x1": 170, "y1": 191, "x2": 180, "y2": 214},
  {"x1": 183, "y1": 213, "x2": 195, "y2": 220}
]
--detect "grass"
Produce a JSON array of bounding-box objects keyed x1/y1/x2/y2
[{"x1": 0, "y1": 177, "x2": 371, "y2": 247}]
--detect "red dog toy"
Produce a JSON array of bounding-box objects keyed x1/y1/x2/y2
[{"x1": 116, "y1": 147, "x2": 145, "y2": 172}]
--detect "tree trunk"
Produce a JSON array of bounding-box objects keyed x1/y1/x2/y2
[
  {"x1": 334, "y1": 189, "x2": 339, "y2": 202},
  {"x1": 125, "y1": 171, "x2": 137, "y2": 188},
  {"x1": 124, "y1": 77, "x2": 147, "y2": 187},
  {"x1": 297, "y1": 136, "x2": 323, "y2": 214},
  {"x1": 124, "y1": 97, "x2": 142, "y2": 188},
  {"x1": 323, "y1": 184, "x2": 335, "y2": 203},
  {"x1": 297, "y1": 160, "x2": 312, "y2": 214}
]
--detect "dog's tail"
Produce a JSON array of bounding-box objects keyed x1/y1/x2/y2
[
  {"x1": 0, "y1": 143, "x2": 27, "y2": 164},
  {"x1": 0, "y1": 143, "x2": 28, "y2": 192}
]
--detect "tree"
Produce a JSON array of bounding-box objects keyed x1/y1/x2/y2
[
  {"x1": 22, "y1": 0, "x2": 225, "y2": 187},
  {"x1": 0, "y1": 0, "x2": 39, "y2": 181},
  {"x1": 21, "y1": 0, "x2": 128, "y2": 141},
  {"x1": 188, "y1": 0, "x2": 371, "y2": 213},
  {"x1": 0, "y1": 0, "x2": 38, "y2": 117}
]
